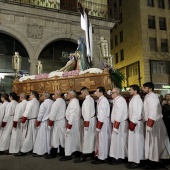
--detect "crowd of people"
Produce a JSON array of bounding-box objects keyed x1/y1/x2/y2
[{"x1": 0, "y1": 82, "x2": 170, "y2": 169}]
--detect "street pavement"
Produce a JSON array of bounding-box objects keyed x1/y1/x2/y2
[{"x1": 0, "y1": 154, "x2": 169, "y2": 170}]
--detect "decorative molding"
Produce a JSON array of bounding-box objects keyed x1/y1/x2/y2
[{"x1": 26, "y1": 23, "x2": 43, "y2": 39}]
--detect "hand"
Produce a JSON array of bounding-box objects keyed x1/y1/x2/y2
[
  {"x1": 48, "y1": 126, "x2": 52, "y2": 131},
  {"x1": 20, "y1": 123, "x2": 25, "y2": 127},
  {"x1": 146, "y1": 126, "x2": 152, "y2": 132},
  {"x1": 113, "y1": 127, "x2": 118, "y2": 134},
  {"x1": 36, "y1": 126, "x2": 40, "y2": 130},
  {"x1": 13, "y1": 127, "x2": 17, "y2": 131},
  {"x1": 84, "y1": 127, "x2": 89, "y2": 131},
  {"x1": 66, "y1": 128, "x2": 71, "y2": 135},
  {"x1": 96, "y1": 128, "x2": 100, "y2": 132}
]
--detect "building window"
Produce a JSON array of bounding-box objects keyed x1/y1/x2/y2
[
  {"x1": 147, "y1": 0, "x2": 154, "y2": 7},
  {"x1": 119, "y1": 13, "x2": 122, "y2": 23},
  {"x1": 111, "y1": 39, "x2": 113, "y2": 49},
  {"x1": 120, "y1": 49, "x2": 124, "y2": 61},
  {"x1": 161, "y1": 39, "x2": 168, "y2": 52},
  {"x1": 127, "y1": 62, "x2": 139, "y2": 77},
  {"x1": 149, "y1": 37, "x2": 157, "y2": 51},
  {"x1": 120, "y1": 31, "x2": 123, "y2": 43},
  {"x1": 159, "y1": 17, "x2": 166, "y2": 30},
  {"x1": 115, "y1": 35, "x2": 118, "y2": 46},
  {"x1": 148, "y1": 16, "x2": 155, "y2": 29},
  {"x1": 115, "y1": 53, "x2": 119, "y2": 64},
  {"x1": 158, "y1": 0, "x2": 165, "y2": 8},
  {"x1": 151, "y1": 61, "x2": 166, "y2": 74}
]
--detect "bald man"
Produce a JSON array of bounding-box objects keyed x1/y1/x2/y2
[
  {"x1": 45, "y1": 90, "x2": 66, "y2": 159},
  {"x1": 33, "y1": 92, "x2": 54, "y2": 157},
  {"x1": 109, "y1": 87, "x2": 128, "y2": 164},
  {"x1": 59, "y1": 90, "x2": 81, "y2": 161},
  {"x1": 9, "y1": 93, "x2": 27, "y2": 154}
]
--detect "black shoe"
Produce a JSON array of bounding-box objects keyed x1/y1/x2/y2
[
  {"x1": 74, "y1": 157, "x2": 86, "y2": 163},
  {"x1": 91, "y1": 159, "x2": 104, "y2": 164},
  {"x1": 59, "y1": 156, "x2": 72, "y2": 161},
  {"x1": 0, "y1": 151, "x2": 5, "y2": 155},
  {"x1": 126, "y1": 163, "x2": 140, "y2": 169},
  {"x1": 14, "y1": 152, "x2": 27, "y2": 156},
  {"x1": 32, "y1": 153, "x2": 43, "y2": 157},
  {"x1": 45, "y1": 155, "x2": 56, "y2": 159}
]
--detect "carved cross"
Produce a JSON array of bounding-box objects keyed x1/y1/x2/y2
[
  {"x1": 81, "y1": 78, "x2": 95, "y2": 89},
  {"x1": 52, "y1": 81, "x2": 60, "y2": 92}
]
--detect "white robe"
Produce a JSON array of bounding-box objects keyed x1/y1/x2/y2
[
  {"x1": 33, "y1": 99, "x2": 54, "y2": 155},
  {"x1": 49, "y1": 98, "x2": 66, "y2": 148},
  {"x1": 0, "y1": 101, "x2": 9, "y2": 137},
  {"x1": 21, "y1": 98, "x2": 39, "y2": 153},
  {"x1": 9, "y1": 100, "x2": 27, "y2": 153},
  {"x1": 65, "y1": 98, "x2": 81, "y2": 156},
  {"x1": 82, "y1": 95, "x2": 96, "y2": 154},
  {"x1": 96, "y1": 96, "x2": 111, "y2": 160},
  {"x1": 109, "y1": 96, "x2": 128, "y2": 159},
  {"x1": 0, "y1": 100, "x2": 18, "y2": 151},
  {"x1": 144, "y1": 92, "x2": 170, "y2": 162},
  {"x1": 128, "y1": 94, "x2": 144, "y2": 163}
]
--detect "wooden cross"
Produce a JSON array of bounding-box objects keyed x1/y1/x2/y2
[{"x1": 81, "y1": 78, "x2": 95, "y2": 89}]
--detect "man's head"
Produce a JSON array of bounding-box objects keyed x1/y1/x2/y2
[
  {"x1": 41, "y1": 92, "x2": 50, "y2": 101},
  {"x1": 9, "y1": 92, "x2": 17, "y2": 101},
  {"x1": 80, "y1": 87, "x2": 89, "y2": 98},
  {"x1": 95, "y1": 86, "x2": 105, "y2": 98},
  {"x1": 29, "y1": 90, "x2": 39, "y2": 100},
  {"x1": 1, "y1": 90, "x2": 5, "y2": 95},
  {"x1": 111, "y1": 87, "x2": 121, "y2": 99},
  {"x1": 129, "y1": 84, "x2": 140, "y2": 96},
  {"x1": 142, "y1": 82, "x2": 154, "y2": 94},
  {"x1": 53, "y1": 90, "x2": 62, "y2": 100},
  {"x1": 67, "y1": 90, "x2": 77, "y2": 100},
  {"x1": 165, "y1": 94, "x2": 170, "y2": 100},
  {"x1": 1, "y1": 94, "x2": 9, "y2": 102},
  {"x1": 20, "y1": 93, "x2": 26, "y2": 101}
]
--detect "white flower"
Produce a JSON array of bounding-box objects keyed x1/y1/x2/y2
[
  {"x1": 48, "y1": 71, "x2": 63, "y2": 78},
  {"x1": 79, "y1": 68, "x2": 103, "y2": 75}
]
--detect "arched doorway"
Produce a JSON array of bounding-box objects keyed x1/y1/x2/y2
[
  {"x1": 39, "y1": 39, "x2": 77, "y2": 73},
  {"x1": 0, "y1": 33, "x2": 29, "y2": 93}
]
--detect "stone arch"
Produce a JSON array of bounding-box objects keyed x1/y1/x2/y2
[
  {"x1": 0, "y1": 25, "x2": 34, "y2": 58},
  {"x1": 34, "y1": 33, "x2": 80, "y2": 60}
]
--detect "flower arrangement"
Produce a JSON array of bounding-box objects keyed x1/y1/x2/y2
[{"x1": 35, "y1": 73, "x2": 49, "y2": 80}]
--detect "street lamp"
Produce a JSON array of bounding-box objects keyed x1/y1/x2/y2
[{"x1": 12, "y1": 52, "x2": 22, "y2": 78}]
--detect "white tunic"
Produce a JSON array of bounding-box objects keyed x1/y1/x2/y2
[
  {"x1": 128, "y1": 94, "x2": 144, "y2": 163},
  {"x1": 144, "y1": 92, "x2": 170, "y2": 162},
  {"x1": 0, "y1": 101, "x2": 9, "y2": 137},
  {"x1": 21, "y1": 98, "x2": 39, "y2": 153},
  {"x1": 49, "y1": 98, "x2": 66, "y2": 148},
  {"x1": 65, "y1": 98, "x2": 81, "y2": 156},
  {"x1": 0, "y1": 100, "x2": 18, "y2": 151},
  {"x1": 82, "y1": 95, "x2": 96, "y2": 154},
  {"x1": 9, "y1": 100, "x2": 27, "y2": 153},
  {"x1": 96, "y1": 96, "x2": 111, "y2": 160},
  {"x1": 109, "y1": 96, "x2": 128, "y2": 159},
  {"x1": 33, "y1": 98, "x2": 54, "y2": 155}
]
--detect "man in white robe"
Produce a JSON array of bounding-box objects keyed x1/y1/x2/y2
[
  {"x1": 75, "y1": 87, "x2": 96, "y2": 163},
  {"x1": 0, "y1": 94, "x2": 9, "y2": 139},
  {"x1": 109, "y1": 87, "x2": 128, "y2": 165},
  {"x1": 91, "y1": 86, "x2": 111, "y2": 164},
  {"x1": 45, "y1": 90, "x2": 66, "y2": 159},
  {"x1": 33, "y1": 92, "x2": 53, "y2": 156},
  {"x1": 126, "y1": 85, "x2": 145, "y2": 169},
  {"x1": 9, "y1": 93, "x2": 27, "y2": 154},
  {"x1": 142, "y1": 82, "x2": 170, "y2": 168},
  {"x1": 15, "y1": 90, "x2": 40, "y2": 156},
  {"x1": 0, "y1": 92, "x2": 18, "y2": 154},
  {"x1": 59, "y1": 90, "x2": 81, "y2": 161}
]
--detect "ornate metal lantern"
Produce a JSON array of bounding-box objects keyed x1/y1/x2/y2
[{"x1": 12, "y1": 52, "x2": 22, "y2": 77}]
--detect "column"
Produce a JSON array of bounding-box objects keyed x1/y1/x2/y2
[{"x1": 29, "y1": 59, "x2": 38, "y2": 75}]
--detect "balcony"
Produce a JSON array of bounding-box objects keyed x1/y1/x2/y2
[
  {"x1": 152, "y1": 74, "x2": 170, "y2": 84},
  {"x1": 0, "y1": 0, "x2": 110, "y2": 19}
]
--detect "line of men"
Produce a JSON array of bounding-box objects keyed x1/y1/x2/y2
[{"x1": 0, "y1": 82, "x2": 169, "y2": 169}]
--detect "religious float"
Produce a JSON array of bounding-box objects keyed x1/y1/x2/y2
[{"x1": 12, "y1": 3, "x2": 124, "y2": 97}]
